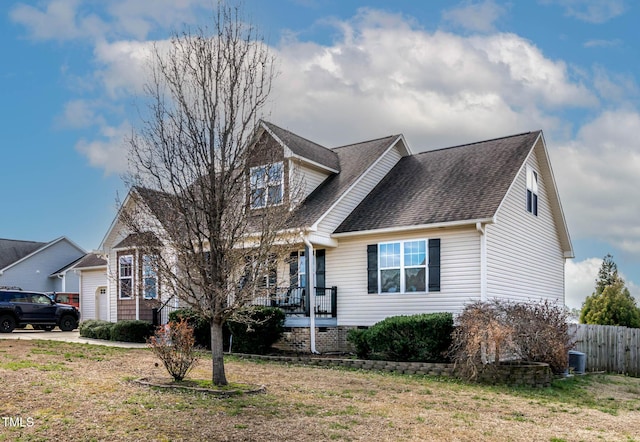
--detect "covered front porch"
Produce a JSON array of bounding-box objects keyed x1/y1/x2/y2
[{"x1": 252, "y1": 285, "x2": 338, "y2": 327}]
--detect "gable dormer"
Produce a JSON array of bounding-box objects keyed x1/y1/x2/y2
[{"x1": 250, "y1": 121, "x2": 340, "y2": 207}]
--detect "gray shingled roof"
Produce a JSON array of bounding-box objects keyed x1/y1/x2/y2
[
  {"x1": 73, "y1": 253, "x2": 107, "y2": 269},
  {"x1": 262, "y1": 121, "x2": 340, "y2": 172},
  {"x1": 0, "y1": 239, "x2": 47, "y2": 270},
  {"x1": 286, "y1": 135, "x2": 401, "y2": 228},
  {"x1": 334, "y1": 131, "x2": 541, "y2": 233}
]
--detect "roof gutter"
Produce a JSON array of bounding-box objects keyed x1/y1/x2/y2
[
  {"x1": 332, "y1": 217, "x2": 496, "y2": 238},
  {"x1": 476, "y1": 222, "x2": 488, "y2": 302}
]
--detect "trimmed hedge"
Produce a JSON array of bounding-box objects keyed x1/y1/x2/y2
[
  {"x1": 79, "y1": 320, "x2": 113, "y2": 339},
  {"x1": 347, "y1": 313, "x2": 454, "y2": 362},
  {"x1": 80, "y1": 319, "x2": 155, "y2": 343},
  {"x1": 227, "y1": 307, "x2": 285, "y2": 355},
  {"x1": 110, "y1": 320, "x2": 156, "y2": 343}
]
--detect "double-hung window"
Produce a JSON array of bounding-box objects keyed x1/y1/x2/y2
[
  {"x1": 526, "y1": 166, "x2": 538, "y2": 216},
  {"x1": 119, "y1": 255, "x2": 133, "y2": 299},
  {"x1": 379, "y1": 240, "x2": 427, "y2": 293},
  {"x1": 368, "y1": 239, "x2": 440, "y2": 294},
  {"x1": 142, "y1": 254, "x2": 158, "y2": 299},
  {"x1": 250, "y1": 162, "x2": 284, "y2": 208}
]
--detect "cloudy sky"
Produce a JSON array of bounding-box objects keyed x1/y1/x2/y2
[{"x1": 0, "y1": 0, "x2": 637, "y2": 310}]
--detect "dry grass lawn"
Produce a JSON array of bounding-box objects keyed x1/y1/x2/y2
[{"x1": 1, "y1": 339, "x2": 640, "y2": 441}]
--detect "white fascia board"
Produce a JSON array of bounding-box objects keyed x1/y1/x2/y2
[
  {"x1": 74, "y1": 265, "x2": 108, "y2": 272},
  {"x1": 307, "y1": 231, "x2": 339, "y2": 248},
  {"x1": 98, "y1": 189, "x2": 135, "y2": 251},
  {"x1": 494, "y1": 132, "x2": 574, "y2": 258},
  {"x1": 332, "y1": 217, "x2": 495, "y2": 238},
  {"x1": 287, "y1": 151, "x2": 339, "y2": 174},
  {"x1": 311, "y1": 135, "x2": 404, "y2": 231},
  {"x1": 536, "y1": 132, "x2": 574, "y2": 258}
]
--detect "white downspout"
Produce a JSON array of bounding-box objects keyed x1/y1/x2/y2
[
  {"x1": 476, "y1": 222, "x2": 487, "y2": 302},
  {"x1": 301, "y1": 233, "x2": 319, "y2": 354}
]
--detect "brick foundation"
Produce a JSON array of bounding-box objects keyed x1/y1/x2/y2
[{"x1": 274, "y1": 326, "x2": 357, "y2": 353}]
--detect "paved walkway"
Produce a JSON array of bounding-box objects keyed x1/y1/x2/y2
[{"x1": 0, "y1": 329, "x2": 147, "y2": 348}]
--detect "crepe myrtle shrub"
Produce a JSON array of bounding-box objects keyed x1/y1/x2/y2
[
  {"x1": 79, "y1": 320, "x2": 114, "y2": 339},
  {"x1": 147, "y1": 319, "x2": 198, "y2": 382},
  {"x1": 109, "y1": 320, "x2": 156, "y2": 343},
  {"x1": 347, "y1": 313, "x2": 454, "y2": 362},
  {"x1": 226, "y1": 307, "x2": 285, "y2": 355},
  {"x1": 449, "y1": 299, "x2": 573, "y2": 381}
]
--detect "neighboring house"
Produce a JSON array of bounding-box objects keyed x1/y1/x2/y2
[
  {"x1": 72, "y1": 253, "x2": 108, "y2": 322},
  {"x1": 0, "y1": 237, "x2": 86, "y2": 293},
  {"x1": 98, "y1": 121, "x2": 573, "y2": 353}
]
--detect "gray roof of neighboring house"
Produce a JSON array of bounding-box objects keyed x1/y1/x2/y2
[
  {"x1": 72, "y1": 253, "x2": 107, "y2": 269},
  {"x1": 334, "y1": 131, "x2": 541, "y2": 233},
  {"x1": 0, "y1": 238, "x2": 47, "y2": 270},
  {"x1": 262, "y1": 121, "x2": 340, "y2": 172},
  {"x1": 286, "y1": 135, "x2": 401, "y2": 228}
]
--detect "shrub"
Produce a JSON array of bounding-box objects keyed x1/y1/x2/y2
[
  {"x1": 110, "y1": 320, "x2": 155, "y2": 343},
  {"x1": 79, "y1": 320, "x2": 113, "y2": 339},
  {"x1": 169, "y1": 308, "x2": 212, "y2": 349},
  {"x1": 227, "y1": 307, "x2": 285, "y2": 354},
  {"x1": 347, "y1": 328, "x2": 371, "y2": 359},
  {"x1": 94, "y1": 324, "x2": 114, "y2": 341},
  {"x1": 147, "y1": 319, "x2": 198, "y2": 381},
  {"x1": 347, "y1": 313, "x2": 454, "y2": 362},
  {"x1": 450, "y1": 299, "x2": 574, "y2": 380}
]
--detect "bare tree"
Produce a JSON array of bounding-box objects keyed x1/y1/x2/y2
[{"x1": 121, "y1": 3, "x2": 294, "y2": 385}]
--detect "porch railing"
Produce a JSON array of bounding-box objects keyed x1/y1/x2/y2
[{"x1": 251, "y1": 286, "x2": 337, "y2": 318}]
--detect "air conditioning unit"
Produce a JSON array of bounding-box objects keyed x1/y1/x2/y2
[{"x1": 568, "y1": 350, "x2": 586, "y2": 374}]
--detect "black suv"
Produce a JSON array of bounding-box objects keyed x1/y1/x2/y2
[{"x1": 0, "y1": 289, "x2": 80, "y2": 333}]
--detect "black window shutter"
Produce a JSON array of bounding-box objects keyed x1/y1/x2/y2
[
  {"x1": 315, "y1": 249, "x2": 326, "y2": 292},
  {"x1": 367, "y1": 245, "x2": 378, "y2": 294},
  {"x1": 428, "y1": 239, "x2": 441, "y2": 292},
  {"x1": 533, "y1": 193, "x2": 538, "y2": 216},
  {"x1": 289, "y1": 252, "x2": 298, "y2": 288}
]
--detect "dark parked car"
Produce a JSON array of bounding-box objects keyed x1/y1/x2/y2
[{"x1": 0, "y1": 289, "x2": 80, "y2": 333}]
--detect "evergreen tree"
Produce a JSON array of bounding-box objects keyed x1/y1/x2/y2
[{"x1": 580, "y1": 255, "x2": 640, "y2": 328}]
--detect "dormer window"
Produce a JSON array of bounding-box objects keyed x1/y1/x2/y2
[
  {"x1": 526, "y1": 166, "x2": 538, "y2": 216},
  {"x1": 250, "y1": 162, "x2": 283, "y2": 208}
]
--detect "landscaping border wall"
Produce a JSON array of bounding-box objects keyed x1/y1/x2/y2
[{"x1": 233, "y1": 354, "x2": 553, "y2": 388}]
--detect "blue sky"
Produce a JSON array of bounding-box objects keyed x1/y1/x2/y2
[{"x1": 0, "y1": 0, "x2": 637, "y2": 309}]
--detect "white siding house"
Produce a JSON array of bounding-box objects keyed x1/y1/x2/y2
[{"x1": 96, "y1": 121, "x2": 573, "y2": 352}]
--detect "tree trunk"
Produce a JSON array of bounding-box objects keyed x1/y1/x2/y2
[{"x1": 210, "y1": 319, "x2": 228, "y2": 386}]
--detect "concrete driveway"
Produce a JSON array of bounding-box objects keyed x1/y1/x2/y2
[{"x1": 0, "y1": 329, "x2": 147, "y2": 348}]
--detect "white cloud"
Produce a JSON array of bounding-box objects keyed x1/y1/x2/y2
[
  {"x1": 75, "y1": 122, "x2": 130, "y2": 175},
  {"x1": 541, "y1": 0, "x2": 626, "y2": 23},
  {"x1": 553, "y1": 110, "x2": 640, "y2": 258},
  {"x1": 10, "y1": 0, "x2": 211, "y2": 42},
  {"x1": 56, "y1": 99, "x2": 106, "y2": 129},
  {"x1": 565, "y1": 257, "x2": 601, "y2": 309},
  {"x1": 10, "y1": 0, "x2": 107, "y2": 42},
  {"x1": 269, "y1": 9, "x2": 596, "y2": 148},
  {"x1": 93, "y1": 40, "x2": 156, "y2": 98},
  {"x1": 584, "y1": 38, "x2": 622, "y2": 48},
  {"x1": 442, "y1": 0, "x2": 508, "y2": 33}
]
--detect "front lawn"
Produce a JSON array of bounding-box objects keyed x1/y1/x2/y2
[{"x1": 1, "y1": 340, "x2": 639, "y2": 441}]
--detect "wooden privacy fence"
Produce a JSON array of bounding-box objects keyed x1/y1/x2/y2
[{"x1": 569, "y1": 323, "x2": 640, "y2": 376}]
